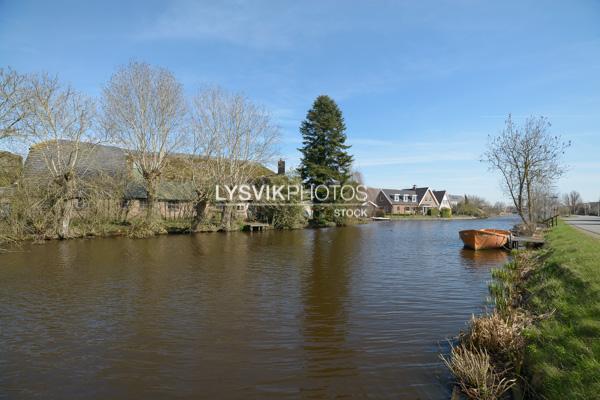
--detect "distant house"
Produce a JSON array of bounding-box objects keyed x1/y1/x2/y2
[
  {"x1": 433, "y1": 190, "x2": 452, "y2": 210},
  {"x1": 376, "y1": 188, "x2": 415, "y2": 214},
  {"x1": 361, "y1": 187, "x2": 383, "y2": 217},
  {"x1": 22, "y1": 140, "x2": 193, "y2": 218},
  {"x1": 21, "y1": 140, "x2": 274, "y2": 220},
  {"x1": 374, "y1": 185, "x2": 442, "y2": 215},
  {"x1": 374, "y1": 185, "x2": 451, "y2": 215}
]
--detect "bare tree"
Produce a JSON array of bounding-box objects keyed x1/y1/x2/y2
[
  {"x1": 562, "y1": 190, "x2": 582, "y2": 215},
  {"x1": 529, "y1": 180, "x2": 559, "y2": 221},
  {"x1": 189, "y1": 86, "x2": 279, "y2": 230},
  {"x1": 492, "y1": 201, "x2": 506, "y2": 214},
  {"x1": 350, "y1": 169, "x2": 365, "y2": 185},
  {"x1": 102, "y1": 62, "x2": 187, "y2": 222},
  {"x1": 0, "y1": 67, "x2": 28, "y2": 141},
  {"x1": 19, "y1": 73, "x2": 97, "y2": 238},
  {"x1": 483, "y1": 115, "x2": 570, "y2": 230}
]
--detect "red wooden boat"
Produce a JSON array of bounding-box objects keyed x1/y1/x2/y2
[{"x1": 459, "y1": 229, "x2": 511, "y2": 250}]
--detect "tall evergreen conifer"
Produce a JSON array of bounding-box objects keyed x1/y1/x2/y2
[{"x1": 298, "y1": 95, "x2": 353, "y2": 188}]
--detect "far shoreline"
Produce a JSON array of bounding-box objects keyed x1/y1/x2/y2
[{"x1": 1, "y1": 214, "x2": 514, "y2": 251}]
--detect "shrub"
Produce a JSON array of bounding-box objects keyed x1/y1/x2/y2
[
  {"x1": 126, "y1": 219, "x2": 166, "y2": 238},
  {"x1": 441, "y1": 208, "x2": 452, "y2": 218},
  {"x1": 271, "y1": 204, "x2": 307, "y2": 229},
  {"x1": 428, "y1": 208, "x2": 440, "y2": 217}
]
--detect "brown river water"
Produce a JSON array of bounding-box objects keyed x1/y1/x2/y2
[{"x1": 0, "y1": 217, "x2": 516, "y2": 399}]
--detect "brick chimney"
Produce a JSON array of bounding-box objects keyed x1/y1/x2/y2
[{"x1": 277, "y1": 159, "x2": 285, "y2": 175}]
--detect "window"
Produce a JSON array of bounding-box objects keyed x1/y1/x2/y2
[
  {"x1": 412, "y1": 195, "x2": 417, "y2": 203},
  {"x1": 403, "y1": 194, "x2": 408, "y2": 202},
  {"x1": 167, "y1": 201, "x2": 180, "y2": 211},
  {"x1": 394, "y1": 194, "x2": 400, "y2": 202}
]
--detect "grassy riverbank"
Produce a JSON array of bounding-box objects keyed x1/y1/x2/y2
[
  {"x1": 523, "y1": 221, "x2": 600, "y2": 398},
  {"x1": 443, "y1": 221, "x2": 600, "y2": 399}
]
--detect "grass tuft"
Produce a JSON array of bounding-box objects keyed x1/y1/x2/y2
[
  {"x1": 441, "y1": 344, "x2": 515, "y2": 400},
  {"x1": 464, "y1": 311, "x2": 528, "y2": 367}
]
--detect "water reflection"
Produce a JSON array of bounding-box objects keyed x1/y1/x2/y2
[
  {"x1": 0, "y1": 217, "x2": 518, "y2": 399},
  {"x1": 301, "y1": 229, "x2": 359, "y2": 397},
  {"x1": 460, "y1": 248, "x2": 510, "y2": 264}
]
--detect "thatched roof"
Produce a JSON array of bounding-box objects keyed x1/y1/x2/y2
[
  {"x1": 22, "y1": 140, "x2": 274, "y2": 201},
  {"x1": 23, "y1": 140, "x2": 128, "y2": 180}
]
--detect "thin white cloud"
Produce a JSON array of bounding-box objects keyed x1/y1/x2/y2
[
  {"x1": 135, "y1": 0, "x2": 348, "y2": 49},
  {"x1": 136, "y1": 1, "x2": 290, "y2": 48}
]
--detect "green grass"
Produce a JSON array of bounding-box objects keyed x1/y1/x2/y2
[{"x1": 524, "y1": 221, "x2": 600, "y2": 399}]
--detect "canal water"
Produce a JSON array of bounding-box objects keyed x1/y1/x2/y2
[{"x1": 0, "y1": 217, "x2": 516, "y2": 399}]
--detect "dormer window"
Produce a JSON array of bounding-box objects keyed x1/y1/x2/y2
[
  {"x1": 403, "y1": 194, "x2": 408, "y2": 202},
  {"x1": 412, "y1": 195, "x2": 417, "y2": 202},
  {"x1": 394, "y1": 194, "x2": 400, "y2": 202}
]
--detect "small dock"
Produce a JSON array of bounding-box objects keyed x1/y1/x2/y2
[
  {"x1": 509, "y1": 235, "x2": 545, "y2": 249},
  {"x1": 243, "y1": 222, "x2": 270, "y2": 232}
]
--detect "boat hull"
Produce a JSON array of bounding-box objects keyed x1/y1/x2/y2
[{"x1": 459, "y1": 229, "x2": 509, "y2": 250}]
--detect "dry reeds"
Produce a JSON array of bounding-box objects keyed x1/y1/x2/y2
[
  {"x1": 442, "y1": 250, "x2": 541, "y2": 399},
  {"x1": 441, "y1": 344, "x2": 515, "y2": 400},
  {"x1": 465, "y1": 311, "x2": 529, "y2": 365}
]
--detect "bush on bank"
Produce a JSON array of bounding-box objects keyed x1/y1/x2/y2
[{"x1": 428, "y1": 207, "x2": 440, "y2": 217}]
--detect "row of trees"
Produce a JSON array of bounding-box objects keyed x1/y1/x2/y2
[
  {"x1": 453, "y1": 195, "x2": 507, "y2": 218},
  {"x1": 0, "y1": 63, "x2": 279, "y2": 238},
  {"x1": 561, "y1": 190, "x2": 600, "y2": 216}
]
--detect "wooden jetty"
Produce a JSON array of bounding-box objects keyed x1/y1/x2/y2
[
  {"x1": 508, "y1": 214, "x2": 557, "y2": 249},
  {"x1": 244, "y1": 222, "x2": 270, "y2": 232},
  {"x1": 509, "y1": 234, "x2": 545, "y2": 249}
]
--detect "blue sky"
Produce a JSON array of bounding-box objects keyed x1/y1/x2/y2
[{"x1": 1, "y1": 0, "x2": 599, "y2": 202}]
